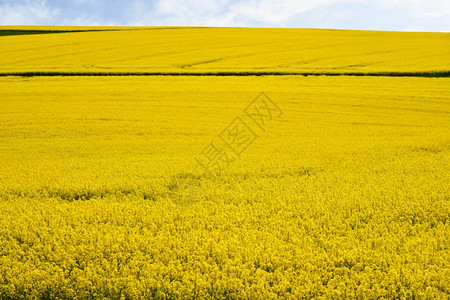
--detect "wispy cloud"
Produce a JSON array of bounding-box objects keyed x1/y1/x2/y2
[
  {"x1": 0, "y1": 0, "x2": 59, "y2": 25},
  {"x1": 0, "y1": 0, "x2": 449, "y2": 31}
]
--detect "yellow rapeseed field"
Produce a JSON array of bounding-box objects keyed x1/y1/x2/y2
[
  {"x1": 0, "y1": 26, "x2": 449, "y2": 74},
  {"x1": 0, "y1": 27, "x2": 449, "y2": 299}
]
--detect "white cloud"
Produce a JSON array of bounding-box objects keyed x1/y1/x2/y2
[
  {"x1": 226, "y1": 0, "x2": 349, "y2": 25},
  {"x1": 142, "y1": 0, "x2": 358, "y2": 27},
  {"x1": 0, "y1": 0, "x2": 59, "y2": 25}
]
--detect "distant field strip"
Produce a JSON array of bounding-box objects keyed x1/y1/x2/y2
[
  {"x1": 0, "y1": 27, "x2": 192, "y2": 37},
  {"x1": 1, "y1": 26, "x2": 449, "y2": 74},
  {"x1": 0, "y1": 29, "x2": 121, "y2": 37}
]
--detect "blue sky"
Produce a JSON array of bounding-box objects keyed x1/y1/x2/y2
[{"x1": 0, "y1": 0, "x2": 449, "y2": 31}]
